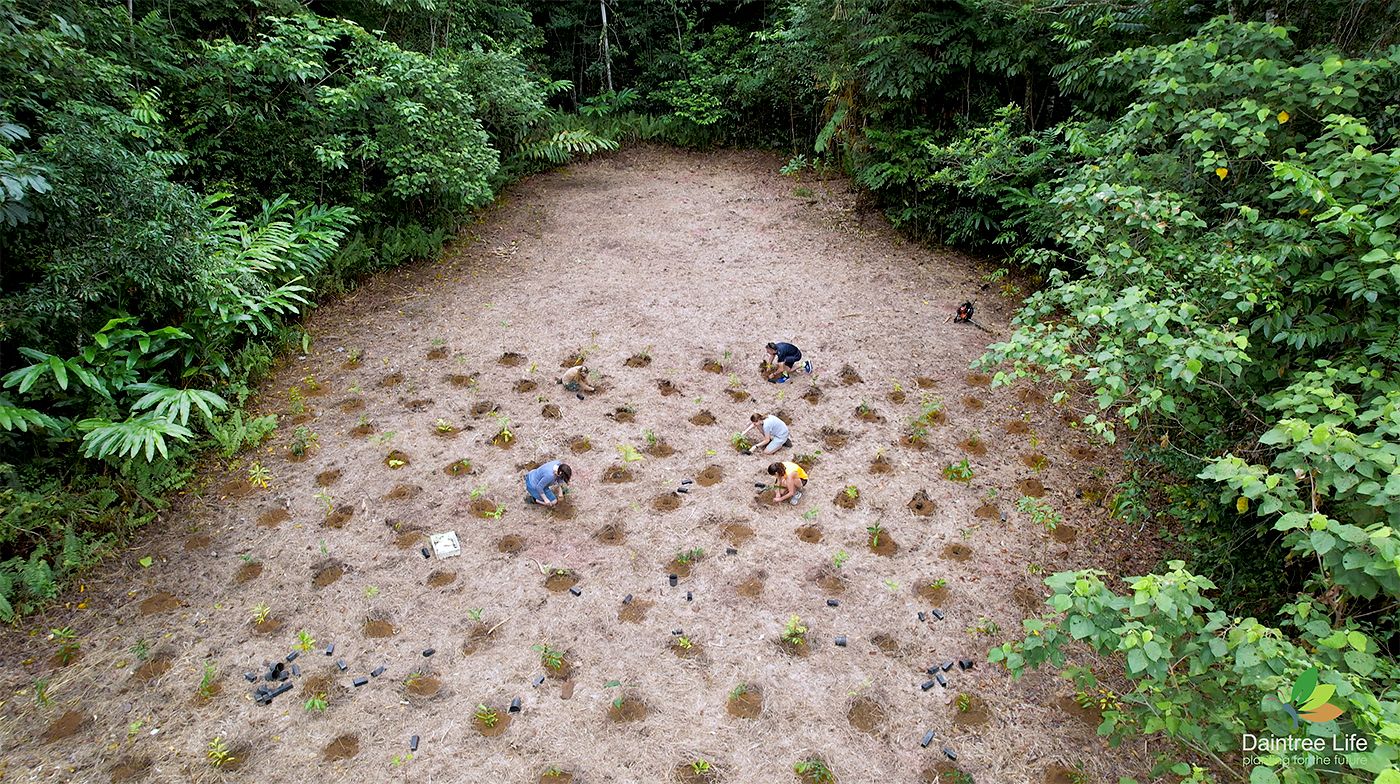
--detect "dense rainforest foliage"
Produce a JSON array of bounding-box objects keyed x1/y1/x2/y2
[{"x1": 2, "y1": 0, "x2": 1398, "y2": 780}]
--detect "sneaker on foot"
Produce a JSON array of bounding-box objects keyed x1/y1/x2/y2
[{"x1": 790, "y1": 491, "x2": 803, "y2": 505}]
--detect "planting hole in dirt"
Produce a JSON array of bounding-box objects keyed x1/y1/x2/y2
[
  {"x1": 796, "y1": 524, "x2": 822, "y2": 543},
  {"x1": 657, "y1": 379, "x2": 680, "y2": 396},
  {"x1": 602, "y1": 465, "x2": 633, "y2": 483},
  {"x1": 461, "y1": 622, "x2": 497, "y2": 656},
  {"x1": 594, "y1": 523, "x2": 626, "y2": 545},
  {"x1": 402, "y1": 397, "x2": 434, "y2": 412},
  {"x1": 43, "y1": 710, "x2": 88, "y2": 743},
  {"x1": 721, "y1": 522, "x2": 754, "y2": 546},
  {"x1": 952, "y1": 693, "x2": 991, "y2": 727},
  {"x1": 611, "y1": 407, "x2": 637, "y2": 423},
  {"x1": 607, "y1": 695, "x2": 649, "y2": 723},
  {"x1": 975, "y1": 502, "x2": 999, "y2": 520},
  {"x1": 383, "y1": 449, "x2": 411, "y2": 469},
  {"x1": 384, "y1": 484, "x2": 419, "y2": 502},
  {"x1": 406, "y1": 674, "x2": 443, "y2": 699},
  {"x1": 645, "y1": 440, "x2": 676, "y2": 458},
  {"x1": 545, "y1": 570, "x2": 579, "y2": 592},
  {"x1": 350, "y1": 421, "x2": 375, "y2": 437},
  {"x1": 958, "y1": 435, "x2": 988, "y2": 456},
  {"x1": 727, "y1": 685, "x2": 763, "y2": 719},
  {"x1": 427, "y1": 346, "x2": 449, "y2": 360},
  {"x1": 653, "y1": 494, "x2": 682, "y2": 512},
  {"x1": 701, "y1": 358, "x2": 723, "y2": 373},
  {"x1": 471, "y1": 498, "x2": 504, "y2": 519},
  {"x1": 674, "y1": 760, "x2": 720, "y2": 784},
  {"x1": 1021, "y1": 452, "x2": 1049, "y2": 470},
  {"x1": 217, "y1": 480, "x2": 258, "y2": 499},
  {"x1": 568, "y1": 435, "x2": 593, "y2": 453},
  {"x1": 315, "y1": 469, "x2": 342, "y2": 486},
  {"x1": 444, "y1": 458, "x2": 474, "y2": 476},
  {"x1": 133, "y1": 655, "x2": 172, "y2": 683},
  {"x1": 542, "y1": 403, "x2": 561, "y2": 419},
  {"x1": 560, "y1": 352, "x2": 587, "y2": 368},
  {"x1": 363, "y1": 613, "x2": 396, "y2": 638},
  {"x1": 833, "y1": 487, "x2": 858, "y2": 509},
  {"x1": 235, "y1": 561, "x2": 263, "y2": 583},
  {"x1": 323, "y1": 506, "x2": 354, "y2": 529},
  {"x1": 696, "y1": 465, "x2": 724, "y2": 486},
  {"x1": 1014, "y1": 585, "x2": 1047, "y2": 615},
  {"x1": 514, "y1": 379, "x2": 537, "y2": 393},
  {"x1": 870, "y1": 633, "x2": 901, "y2": 655},
  {"x1": 1051, "y1": 524, "x2": 1079, "y2": 543},
  {"x1": 907, "y1": 490, "x2": 936, "y2": 516},
  {"x1": 540, "y1": 769, "x2": 576, "y2": 784},
  {"x1": 820, "y1": 426, "x2": 849, "y2": 449},
  {"x1": 915, "y1": 376, "x2": 938, "y2": 389},
  {"x1": 869, "y1": 453, "x2": 893, "y2": 474},
  {"x1": 471, "y1": 400, "x2": 499, "y2": 417},
  {"x1": 498, "y1": 534, "x2": 526, "y2": 554},
  {"x1": 339, "y1": 397, "x2": 365, "y2": 415},
  {"x1": 942, "y1": 543, "x2": 973, "y2": 561},
  {"x1": 625, "y1": 353, "x2": 652, "y2": 367},
  {"x1": 323, "y1": 734, "x2": 359, "y2": 761},
  {"x1": 847, "y1": 696, "x2": 887, "y2": 735},
  {"x1": 312, "y1": 560, "x2": 345, "y2": 588},
  {"x1": 1017, "y1": 387, "x2": 1047, "y2": 405},
  {"x1": 377, "y1": 372, "x2": 403, "y2": 387},
  {"x1": 1055, "y1": 695, "x2": 1102, "y2": 727},
  {"x1": 726, "y1": 388, "x2": 751, "y2": 403},
  {"x1": 1067, "y1": 444, "x2": 1096, "y2": 461},
  {"x1": 1005, "y1": 419, "x2": 1031, "y2": 435},
  {"x1": 966, "y1": 372, "x2": 992, "y2": 387},
  {"x1": 426, "y1": 570, "x2": 457, "y2": 587},
  {"x1": 184, "y1": 534, "x2": 211, "y2": 551},
  {"x1": 393, "y1": 528, "x2": 425, "y2": 549},
  {"x1": 251, "y1": 615, "x2": 285, "y2": 635},
  {"x1": 1017, "y1": 477, "x2": 1047, "y2": 497},
  {"x1": 689, "y1": 409, "x2": 716, "y2": 426},
  {"x1": 499, "y1": 351, "x2": 526, "y2": 366},
  {"x1": 839, "y1": 364, "x2": 863, "y2": 385},
  {"x1": 802, "y1": 387, "x2": 822, "y2": 405},
  {"x1": 108, "y1": 756, "x2": 151, "y2": 782},
  {"x1": 138, "y1": 592, "x2": 180, "y2": 615},
  {"x1": 447, "y1": 373, "x2": 477, "y2": 388},
  {"x1": 619, "y1": 599, "x2": 653, "y2": 624},
  {"x1": 256, "y1": 507, "x2": 290, "y2": 528},
  {"x1": 736, "y1": 570, "x2": 766, "y2": 598},
  {"x1": 888, "y1": 389, "x2": 907, "y2": 404},
  {"x1": 671, "y1": 635, "x2": 704, "y2": 659},
  {"x1": 812, "y1": 566, "x2": 846, "y2": 594}
]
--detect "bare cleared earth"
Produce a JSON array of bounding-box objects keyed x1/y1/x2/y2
[{"x1": 0, "y1": 147, "x2": 1165, "y2": 783}]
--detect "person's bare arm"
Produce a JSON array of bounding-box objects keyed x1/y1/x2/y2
[{"x1": 772, "y1": 475, "x2": 795, "y2": 502}]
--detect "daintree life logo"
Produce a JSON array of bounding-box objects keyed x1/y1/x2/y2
[{"x1": 1273, "y1": 667, "x2": 1344, "y2": 727}]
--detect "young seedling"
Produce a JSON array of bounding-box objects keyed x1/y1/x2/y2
[
  {"x1": 371, "y1": 430, "x2": 397, "y2": 444},
  {"x1": 533, "y1": 644, "x2": 565, "y2": 672},
  {"x1": 730, "y1": 432, "x2": 753, "y2": 452},
  {"x1": 130, "y1": 638, "x2": 150, "y2": 662},
  {"x1": 943, "y1": 459, "x2": 974, "y2": 483},
  {"x1": 955, "y1": 693, "x2": 973, "y2": 712},
  {"x1": 1016, "y1": 496, "x2": 1062, "y2": 531},
  {"x1": 467, "y1": 607, "x2": 484, "y2": 622},
  {"x1": 728, "y1": 684, "x2": 749, "y2": 700},
  {"x1": 616, "y1": 443, "x2": 645, "y2": 463},
  {"x1": 32, "y1": 677, "x2": 51, "y2": 707},
  {"x1": 314, "y1": 490, "x2": 333, "y2": 513},
  {"x1": 304, "y1": 693, "x2": 329, "y2": 713},
  {"x1": 794, "y1": 758, "x2": 834, "y2": 782},
  {"x1": 247, "y1": 462, "x2": 271, "y2": 488},
  {"x1": 50, "y1": 627, "x2": 79, "y2": 664},
  {"x1": 866, "y1": 524, "x2": 884, "y2": 547},
  {"x1": 691, "y1": 759, "x2": 714, "y2": 775},
  {"x1": 364, "y1": 585, "x2": 381, "y2": 599},
  {"x1": 197, "y1": 661, "x2": 218, "y2": 699},
  {"x1": 674, "y1": 547, "x2": 705, "y2": 565},
  {"x1": 781, "y1": 615, "x2": 808, "y2": 647},
  {"x1": 676, "y1": 635, "x2": 694, "y2": 650},
  {"x1": 970, "y1": 616, "x2": 1001, "y2": 636},
  {"x1": 288, "y1": 387, "x2": 306, "y2": 415},
  {"x1": 484, "y1": 503, "x2": 506, "y2": 520},
  {"x1": 831, "y1": 549, "x2": 850, "y2": 570},
  {"x1": 928, "y1": 578, "x2": 947, "y2": 590},
  {"x1": 294, "y1": 630, "x2": 316, "y2": 652},
  {"x1": 251, "y1": 603, "x2": 272, "y2": 626},
  {"x1": 474, "y1": 704, "x2": 500, "y2": 727},
  {"x1": 843, "y1": 485, "x2": 860, "y2": 500},
  {"x1": 492, "y1": 413, "x2": 514, "y2": 444},
  {"x1": 207, "y1": 737, "x2": 235, "y2": 768},
  {"x1": 642, "y1": 429, "x2": 658, "y2": 447},
  {"x1": 434, "y1": 418, "x2": 455, "y2": 433},
  {"x1": 289, "y1": 426, "x2": 318, "y2": 456},
  {"x1": 301, "y1": 374, "x2": 321, "y2": 393}
]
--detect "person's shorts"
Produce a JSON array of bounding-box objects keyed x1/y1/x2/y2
[
  {"x1": 563, "y1": 381, "x2": 580, "y2": 392},
  {"x1": 763, "y1": 436, "x2": 789, "y2": 454}
]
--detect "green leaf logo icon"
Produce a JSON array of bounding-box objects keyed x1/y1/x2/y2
[{"x1": 1282, "y1": 667, "x2": 1344, "y2": 725}]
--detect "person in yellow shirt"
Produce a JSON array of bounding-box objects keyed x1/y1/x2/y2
[{"x1": 768, "y1": 461, "x2": 808, "y2": 505}]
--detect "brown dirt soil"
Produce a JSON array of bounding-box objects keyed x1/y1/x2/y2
[
  {"x1": 43, "y1": 710, "x2": 88, "y2": 743},
  {"x1": 323, "y1": 734, "x2": 359, "y2": 761},
  {"x1": 0, "y1": 147, "x2": 1149, "y2": 784},
  {"x1": 689, "y1": 410, "x2": 716, "y2": 425},
  {"x1": 868, "y1": 529, "x2": 898, "y2": 557},
  {"x1": 234, "y1": 560, "x2": 264, "y2": 583},
  {"x1": 833, "y1": 488, "x2": 859, "y2": 509},
  {"x1": 908, "y1": 489, "x2": 937, "y2": 515},
  {"x1": 915, "y1": 580, "x2": 949, "y2": 604},
  {"x1": 795, "y1": 524, "x2": 823, "y2": 543},
  {"x1": 545, "y1": 571, "x2": 579, "y2": 592},
  {"x1": 426, "y1": 570, "x2": 457, "y2": 587},
  {"x1": 138, "y1": 592, "x2": 180, "y2": 615},
  {"x1": 721, "y1": 522, "x2": 754, "y2": 546},
  {"x1": 607, "y1": 696, "x2": 649, "y2": 723},
  {"x1": 696, "y1": 465, "x2": 724, "y2": 486},
  {"x1": 474, "y1": 709, "x2": 513, "y2": 737},
  {"x1": 497, "y1": 533, "x2": 526, "y2": 553},
  {"x1": 657, "y1": 378, "x2": 681, "y2": 396},
  {"x1": 847, "y1": 695, "x2": 887, "y2": 735},
  {"x1": 256, "y1": 506, "x2": 290, "y2": 528},
  {"x1": 952, "y1": 693, "x2": 992, "y2": 728}
]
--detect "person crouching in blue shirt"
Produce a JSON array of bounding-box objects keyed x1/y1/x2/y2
[{"x1": 524, "y1": 460, "x2": 572, "y2": 507}]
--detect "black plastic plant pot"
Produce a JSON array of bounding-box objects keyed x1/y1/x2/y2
[
  {"x1": 371, "y1": 666, "x2": 386, "y2": 678},
  {"x1": 533, "y1": 674, "x2": 546, "y2": 687},
  {"x1": 244, "y1": 672, "x2": 258, "y2": 683},
  {"x1": 958, "y1": 658, "x2": 974, "y2": 670},
  {"x1": 834, "y1": 636, "x2": 847, "y2": 647},
  {"x1": 675, "y1": 487, "x2": 689, "y2": 494},
  {"x1": 917, "y1": 611, "x2": 927, "y2": 622},
  {"x1": 286, "y1": 650, "x2": 299, "y2": 662},
  {"x1": 943, "y1": 747, "x2": 958, "y2": 761},
  {"x1": 325, "y1": 643, "x2": 335, "y2": 656},
  {"x1": 753, "y1": 482, "x2": 767, "y2": 489},
  {"x1": 827, "y1": 599, "x2": 841, "y2": 607},
  {"x1": 291, "y1": 664, "x2": 301, "y2": 677},
  {"x1": 681, "y1": 479, "x2": 694, "y2": 485},
  {"x1": 920, "y1": 680, "x2": 935, "y2": 691},
  {"x1": 421, "y1": 547, "x2": 431, "y2": 559},
  {"x1": 409, "y1": 736, "x2": 420, "y2": 752},
  {"x1": 725, "y1": 547, "x2": 738, "y2": 555},
  {"x1": 672, "y1": 629, "x2": 683, "y2": 636},
  {"x1": 686, "y1": 591, "x2": 693, "y2": 601},
  {"x1": 623, "y1": 594, "x2": 633, "y2": 604},
  {"x1": 941, "y1": 660, "x2": 955, "y2": 672},
  {"x1": 423, "y1": 648, "x2": 436, "y2": 657},
  {"x1": 570, "y1": 587, "x2": 582, "y2": 597},
  {"x1": 353, "y1": 677, "x2": 368, "y2": 687},
  {"x1": 926, "y1": 665, "x2": 939, "y2": 675},
  {"x1": 268, "y1": 682, "x2": 293, "y2": 699},
  {"x1": 509, "y1": 696, "x2": 522, "y2": 713},
  {"x1": 921, "y1": 730, "x2": 936, "y2": 748},
  {"x1": 336, "y1": 659, "x2": 348, "y2": 671},
  {"x1": 931, "y1": 609, "x2": 945, "y2": 621},
  {"x1": 935, "y1": 673, "x2": 947, "y2": 687},
  {"x1": 668, "y1": 574, "x2": 678, "y2": 587}
]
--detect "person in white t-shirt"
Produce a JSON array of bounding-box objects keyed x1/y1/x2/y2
[{"x1": 742, "y1": 412, "x2": 791, "y2": 455}]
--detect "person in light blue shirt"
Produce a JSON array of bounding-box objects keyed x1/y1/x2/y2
[
  {"x1": 742, "y1": 412, "x2": 791, "y2": 454},
  {"x1": 524, "y1": 460, "x2": 572, "y2": 506}
]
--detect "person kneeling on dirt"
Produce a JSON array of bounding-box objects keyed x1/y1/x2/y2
[
  {"x1": 764, "y1": 341, "x2": 810, "y2": 382},
  {"x1": 743, "y1": 412, "x2": 790, "y2": 454},
  {"x1": 525, "y1": 460, "x2": 572, "y2": 507},
  {"x1": 768, "y1": 461, "x2": 808, "y2": 505},
  {"x1": 559, "y1": 364, "x2": 596, "y2": 395}
]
